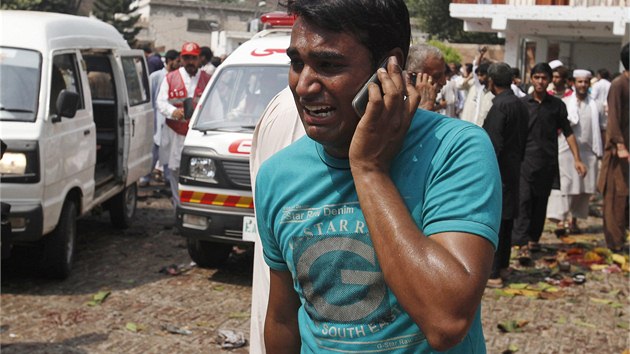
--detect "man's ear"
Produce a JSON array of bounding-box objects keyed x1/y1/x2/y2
[{"x1": 386, "y1": 48, "x2": 405, "y2": 69}]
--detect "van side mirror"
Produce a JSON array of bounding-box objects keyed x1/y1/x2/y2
[
  {"x1": 52, "y1": 89, "x2": 79, "y2": 123},
  {"x1": 183, "y1": 97, "x2": 194, "y2": 120}
]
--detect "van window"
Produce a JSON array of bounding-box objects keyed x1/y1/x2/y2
[
  {"x1": 50, "y1": 53, "x2": 85, "y2": 116},
  {"x1": 193, "y1": 65, "x2": 288, "y2": 131},
  {"x1": 121, "y1": 56, "x2": 150, "y2": 106},
  {"x1": 0, "y1": 47, "x2": 41, "y2": 122},
  {"x1": 85, "y1": 55, "x2": 115, "y2": 101}
]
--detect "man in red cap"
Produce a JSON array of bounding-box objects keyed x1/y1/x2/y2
[{"x1": 157, "y1": 42, "x2": 211, "y2": 207}]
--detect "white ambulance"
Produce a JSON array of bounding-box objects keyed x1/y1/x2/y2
[
  {"x1": 177, "y1": 13, "x2": 292, "y2": 267},
  {"x1": 0, "y1": 11, "x2": 153, "y2": 278}
]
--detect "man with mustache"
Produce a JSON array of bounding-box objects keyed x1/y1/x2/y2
[{"x1": 157, "y1": 42, "x2": 211, "y2": 207}]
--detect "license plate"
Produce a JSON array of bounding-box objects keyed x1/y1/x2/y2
[{"x1": 242, "y1": 216, "x2": 257, "y2": 242}]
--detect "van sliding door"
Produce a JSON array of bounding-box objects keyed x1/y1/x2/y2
[{"x1": 114, "y1": 50, "x2": 153, "y2": 186}]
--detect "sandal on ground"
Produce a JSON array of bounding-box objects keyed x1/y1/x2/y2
[
  {"x1": 517, "y1": 247, "x2": 532, "y2": 266},
  {"x1": 572, "y1": 273, "x2": 586, "y2": 285},
  {"x1": 486, "y1": 278, "x2": 504, "y2": 288},
  {"x1": 554, "y1": 227, "x2": 567, "y2": 237}
]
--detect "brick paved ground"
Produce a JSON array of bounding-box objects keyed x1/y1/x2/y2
[
  {"x1": 482, "y1": 214, "x2": 629, "y2": 354},
  {"x1": 1, "y1": 186, "x2": 628, "y2": 353}
]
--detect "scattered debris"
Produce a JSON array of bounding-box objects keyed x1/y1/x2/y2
[
  {"x1": 498, "y1": 320, "x2": 529, "y2": 333},
  {"x1": 217, "y1": 329, "x2": 247, "y2": 349},
  {"x1": 501, "y1": 343, "x2": 520, "y2": 354},
  {"x1": 125, "y1": 322, "x2": 146, "y2": 333},
  {"x1": 86, "y1": 290, "x2": 111, "y2": 306},
  {"x1": 162, "y1": 324, "x2": 192, "y2": 335},
  {"x1": 158, "y1": 262, "x2": 194, "y2": 276}
]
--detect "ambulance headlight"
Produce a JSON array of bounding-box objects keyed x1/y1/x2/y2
[{"x1": 189, "y1": 157, "x2": 217, "y2": 182}]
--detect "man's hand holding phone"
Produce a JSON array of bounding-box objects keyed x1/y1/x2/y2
[{"x1": 349, "y1": 55, "x2": 420, "y2": 175}]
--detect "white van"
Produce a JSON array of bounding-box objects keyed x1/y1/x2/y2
[
  {"x1": 177, "y1": 15, "x2": 292, "y2": 267},
  {"x1": 0, "y1": 11, "x2": 154, "y2": 278}
]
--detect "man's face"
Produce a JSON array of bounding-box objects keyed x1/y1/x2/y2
[
  {"x1": 531, "y1": 72, "x2": 550, "y2": 94},
  {"x1": 574, "y1": 77, "x2": 590, "y2": 99},
  {"x1": 287, "y1": 17, "x2": 374, "y2": 158},
  {"x1": 487, "y1": 77, "x2": 496, "y2": 95},
  {"x1": 421, "y1": 56, "x2": 447, "y2": 92},
  {"x1": 478, "y1": 72, "x2": 488, "y2": 86},
  {"x1": 448, "y1": 63, "x2": 457, "y2": 74},
  {"x1": 552, "y1": 71, "x2": 565, "y2": 88},
  {"x1": 167, "y1": 57, "x2": 181, "y2": 72},
  {"x1": 181, "y1": 55, "x2": 200, "y2": 76}
]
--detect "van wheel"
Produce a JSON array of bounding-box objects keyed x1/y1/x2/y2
[
  {"x1": 109, "y1": 183, "x2": 137, "y2": 229},
  {"x1": 41, "y1": 199, "x2": 77, "y2": 279},
  {"x1": 186, "y1": 239, "x2": 232, "y2": 268}
]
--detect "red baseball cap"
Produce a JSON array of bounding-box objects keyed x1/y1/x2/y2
[{"x1": 181, "y1": 42, "x2": 201, "y2": 56}]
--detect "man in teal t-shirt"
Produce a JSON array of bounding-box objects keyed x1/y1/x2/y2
[{"x1": 254, "y1": 1, "x2": 501, "y2": 353}]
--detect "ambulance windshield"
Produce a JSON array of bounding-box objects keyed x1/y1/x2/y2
[{"x1": 193, "y1": 65, "x2": 288, "y2": 132}]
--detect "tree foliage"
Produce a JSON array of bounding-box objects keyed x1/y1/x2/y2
[
  {"x1": 92, "y1": 0, "x2": 141, "y2": 47},
  {"x1": 406, "y1": 0, "x2": 504, "y2": 45},
  {"x1": 0, "y1": 0, "x2": 82, "y2": 14},
  {"x1": 427, "y1": 40, "x2": 462, "y2": 65}
]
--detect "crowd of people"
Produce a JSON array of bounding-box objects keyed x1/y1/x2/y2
[{"x1": 411, "y1": 43, "x2": 629, "y2": 288}]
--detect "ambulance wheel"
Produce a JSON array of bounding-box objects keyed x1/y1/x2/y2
[
  {"x1": 41, "y1": 199, "x2": 77, "y2": 279},
  {"x1": 186, "y1": 239, "x2": 232, "y2": 268},
  {"x1": 109, "y1": 183, "x2": 137, "y2": 229}
]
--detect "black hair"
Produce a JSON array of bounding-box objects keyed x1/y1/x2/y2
[
  {"x1": 554, "y1": 65, "x2": 570, "y2": 80},
  {"x1": 597, "y1": 68, "x2": 610, "y2": 80},
  {"x1": 488, "y1": 62, "x2": 512, "y2": 88},
  {"x1": 531, "y1": 62, "x2": 552, "y2": 79},
  {"x1": 511, "y1": 67, "x2": 520, "y2": 79},
  {"x1": 200, "y1": 46, "x2": 213, "y2": 59},
  {"x1": 164, "y1": 50, "x2": 179, "y2": 62},
  {"x1": 476, "y1": 62, "x2": 490, "y2": 75},
  {"x1": 621, "y1": 43, "x2": 629, "y2": 71},
  {"x1": 287, "y1": 0, "x2": 411, "y2": 70}
]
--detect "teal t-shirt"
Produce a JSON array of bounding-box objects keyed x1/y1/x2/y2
[{"x1": 255, "y1": 109, "x2": 501, "y2": 353}]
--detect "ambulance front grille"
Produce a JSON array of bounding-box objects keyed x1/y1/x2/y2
[{"x1": 222, "y1": 160, "x2": 251, "y2": 187}]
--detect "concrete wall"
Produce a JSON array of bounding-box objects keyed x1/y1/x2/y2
[{"x1": 135, "y1": 0, "x2": 282, "y2": 53}]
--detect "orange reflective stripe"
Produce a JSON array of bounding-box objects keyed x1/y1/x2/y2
[{"x1": 179, "y1": 191, "x2": 254, "y2": 209}]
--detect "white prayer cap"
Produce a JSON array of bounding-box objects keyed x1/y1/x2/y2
[
  {"x1": 549, "y1": 60, "x2": 563, "y2": 69},
  {"x1": 573, "y1": 69, "x2": 592, "y2": 79}
]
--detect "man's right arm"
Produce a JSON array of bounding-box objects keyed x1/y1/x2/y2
[{"x1": 265, "y1": 269, "x2": 301, "y2": 354}]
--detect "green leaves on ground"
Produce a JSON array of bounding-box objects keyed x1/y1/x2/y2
[
  {"x1": 498, "y1": 320, "x2": 529, "y2": 333},
  {"x1": 126, "y1": 322, "x2": 145, "y2": 332},
  {"x1": 86, "y1": 290, "x2": 111, "y2": 306}
]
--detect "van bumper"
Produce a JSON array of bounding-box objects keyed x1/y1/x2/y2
[
  {"x1": 1, "y1": 203, "x2": 44, "y2": 243},
  {"x1": 176, "y1": 204, "x2": 252, "y2": 246}
]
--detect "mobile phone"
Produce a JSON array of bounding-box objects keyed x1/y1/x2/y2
[{"x1": 351, "y1": 58, "x2": 389, "y2": 117}]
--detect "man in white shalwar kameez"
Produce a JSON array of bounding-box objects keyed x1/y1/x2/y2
[{"x1": 547, "y1": 69, "x2": 603, "y2": 233}]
